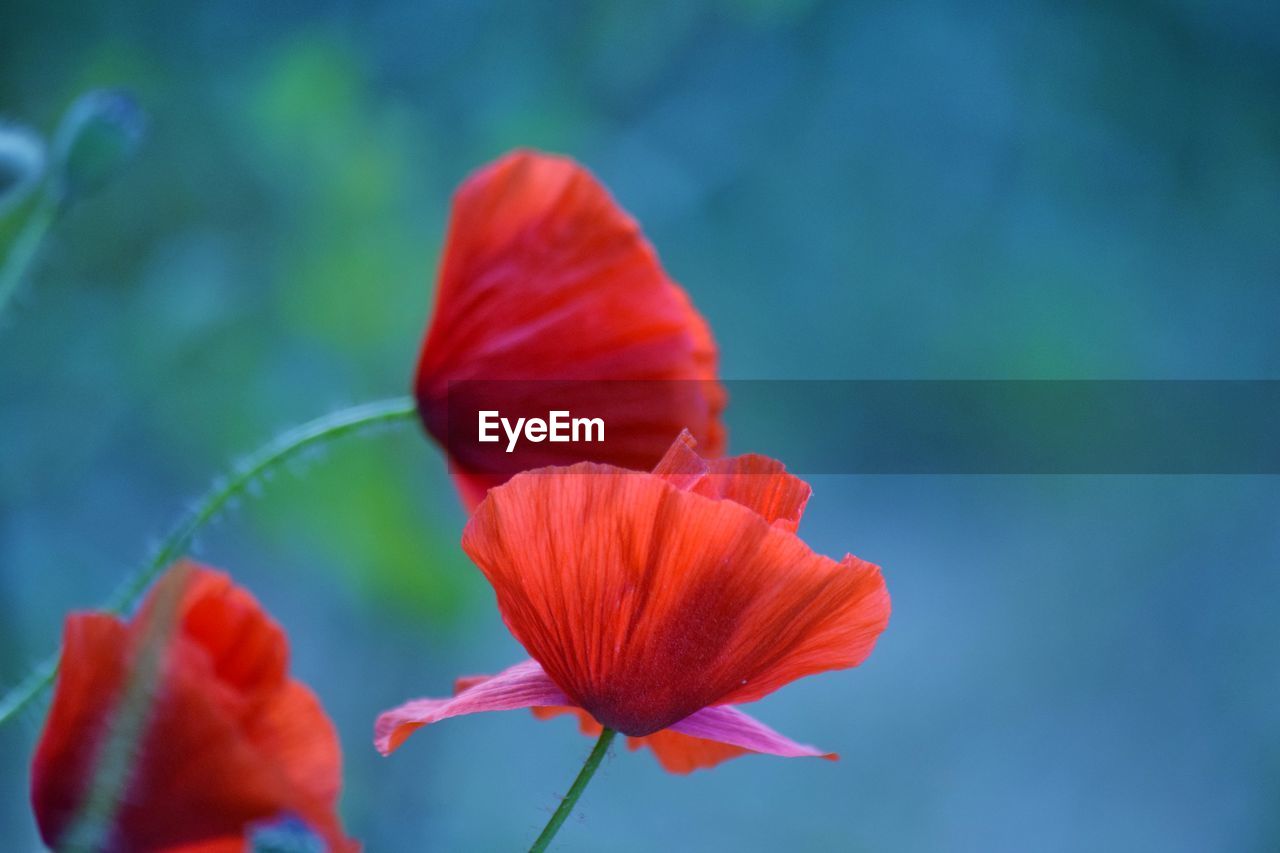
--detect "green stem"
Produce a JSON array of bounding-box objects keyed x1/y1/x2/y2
[
  {"x1": 0, "y1": 395, "x2": 419, "y2": 727},
  {"x1": 57, "y1": 563, "x2": 194, "y2": 851},
  {"x1": 0, "y1": 195, "x2": 58, "y2": 315},
  {"x1": 529, "y1": 728, "x2": 617, "y2": 853}
]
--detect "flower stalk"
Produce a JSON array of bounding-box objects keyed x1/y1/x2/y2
[
  {"x1": 0, "y1": 396, "x2": 419, "y2": 727},
  {"x1": 529, "y1": 727, "x2": 617, "y2": 853}
]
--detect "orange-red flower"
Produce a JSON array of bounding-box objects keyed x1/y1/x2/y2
[
  {"x1": 376, "y1": 432, "x2": 890, "y2": 774},
  {"x1": 414, "y1": 150, "x2": 726, "y2": 510},
  {"x1": 31, "y1": 563, "x2": 357, "y2": 851}
]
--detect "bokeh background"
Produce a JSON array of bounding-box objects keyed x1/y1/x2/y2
[{"x1": 2, "y1": 1, "x2": 1279, "y2": 850}]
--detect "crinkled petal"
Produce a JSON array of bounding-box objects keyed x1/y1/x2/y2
[
  {"x1": 463, "y1": 461, "x2": 890, "y2": 736},
  {"x1": 653, "y1": 430, "x2": 811, "y2": 530},
  {"x1": 375, "y1": 660, "x2": 571, "y2": 755}
]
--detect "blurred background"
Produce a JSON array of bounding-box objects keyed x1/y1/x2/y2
[{"x1": 2, "y1": 1, "x2": 1278, "y2": 850}]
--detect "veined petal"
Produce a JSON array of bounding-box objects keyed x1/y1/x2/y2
[
  {"x1": 653, "y1": 430, "x2": 812, "y2": 531},
  {"x1": 375, "y1": 660, "x2": 571, "y2": 755},
  {"x1": 464, "y1": 674, "x2": 762, "y2": 774},
  {"x1": 414, "y1": 150, "x2": 726, "y2": 508},
  {"x1": 418, "y1": 151, "x2": 721, "y2": 388},
  {"x1": 630, "y1": 729, "x2": 752, "y2": 774},
  {"x1": 649, "y1": 429, "x2": 710, "y2": 487},
  {"x1": 669, "y1": 705, "x2": 835, "y2": 761},
  {"x1": 463, "y1": 461, "x2": 890, "y2": 736}
]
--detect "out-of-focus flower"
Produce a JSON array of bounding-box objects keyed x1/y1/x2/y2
[
  {"x1": 0, "y1": 124, "x2": 46, "y2": 214},
  {"x1": 248, "y1": 815, "x2": 329, "y2": 852},
  {"x1": 31, "y1": 563, "x2": 358, "y2": 851},
  {"x1": 51, "y1": 88, "x2": 145, "y2": 206},
  {"x1": 376, "y1": 432, "x2": 890, "y2": 773},
  {"x1": 414, "y1": 150, "x2": 726, "y2": 510}
]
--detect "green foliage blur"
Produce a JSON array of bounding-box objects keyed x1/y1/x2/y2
[{"x1": 2, "y1": 1, "x2": 1278, "y2": 850}]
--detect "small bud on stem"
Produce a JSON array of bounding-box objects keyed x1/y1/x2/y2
[
  {"x1": 51, "y1": 88, "x2": 146, "y2": 208},
  {"x1": 0, "y1": 124, "x2": 46, "y2": 215}
]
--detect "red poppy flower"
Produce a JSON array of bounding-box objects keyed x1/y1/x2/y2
[
  {"x1": 414, "y1": 150, "x2": 727, "y2": 510},
  {"x1": 376, "y1": 432, "x2": 890, "y2": 773},
  {"x1": 31, "y1": 563, "x2": 357, "y2": 851}
]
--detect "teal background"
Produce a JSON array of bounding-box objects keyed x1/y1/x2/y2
[{"x1": 2, "y1": 1, "x2": 1279, "y2": 850}]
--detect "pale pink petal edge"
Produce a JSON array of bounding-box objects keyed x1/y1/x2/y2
[
  {"x1": 669, "y1": 705, "x2": 837, "y2": 761},
  {"x1": 375, "y1": 659, "x2": 570, "y2": 755}
]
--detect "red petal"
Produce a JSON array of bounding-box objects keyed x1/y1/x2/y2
[
  {"x1": 450, "y1": 469, "x2": 494, "y2": 516},
  {"x1": 447, "y1": 665, "x2": 817, "y2": 775},
  {"x1": 30, "y1": 564, "x2": 356, "y2": 852},
  {"x1": 456, "y1": 673, "x2": 745, "y2": 774},
  {"x1": 30, "y1": 614, "x2": 129, "y2": 844},
  {"x1": 653, "y1": 430, "x2": 812, "y2": 531},
  {"x1": 243, "y1": 680, "x2": 348, "y2": 840},
  {"x1": 173, "y1": 569, "x2": 288, "y2": 698},
  {"x1": 531, "y1": 704, "x2": 604, "y2": 736},
  {"x1": 627, "y1": 729, "x2": 751, "y2": 774},
  {"x1": 462, "y1": 668, "x2": 605, "y2": 735},
  {"x1": 375, "y1": 659, "x2": 571, "y2": 755},
  {"x1": 414, "y1": 150, "x2": 726, "y2": 508},
  {"x1": 166, "y1": 841, "x2": 244, "y2": 853},
  {"x1": 649, "y1": 429, "x2": 709, "y2": 488},
  {"x1": 462, "y1": 461, "x2": 890, "y2": 736},
  {"x1": 531, "y1": 704, "x2": 750, "y2": 774}
]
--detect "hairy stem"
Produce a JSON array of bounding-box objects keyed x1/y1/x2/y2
[
  {"x1": 529, "y1": 728, "x2": 617, "y2": 853},
  {"x1": 0, "y1": 395, "x2": 419, "y2": 727},
  {"x1": 57, "y1": 563, "x2": 194, "y2": 851}
]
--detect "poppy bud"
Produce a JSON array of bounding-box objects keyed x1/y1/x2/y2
[
  {"x1": 0, "y1": 124, "x2": 45, "y2": 214},
  {"x1": 51, "y1": 88, "x2": 145, "y2": 206}
]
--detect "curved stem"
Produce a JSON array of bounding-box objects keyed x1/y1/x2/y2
[
  {"x1": 0, "y1": 395, "x2": 419, "y2": 727},
  {"x1": 0, "y1": 195, "x2": 58, "y2": 316},
  {"x1": 102, "y1": 395, "x2": 418, "y2": 614},
  {"x1": 529, "y1": 728, "x2": 617, "y2": 853}
]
